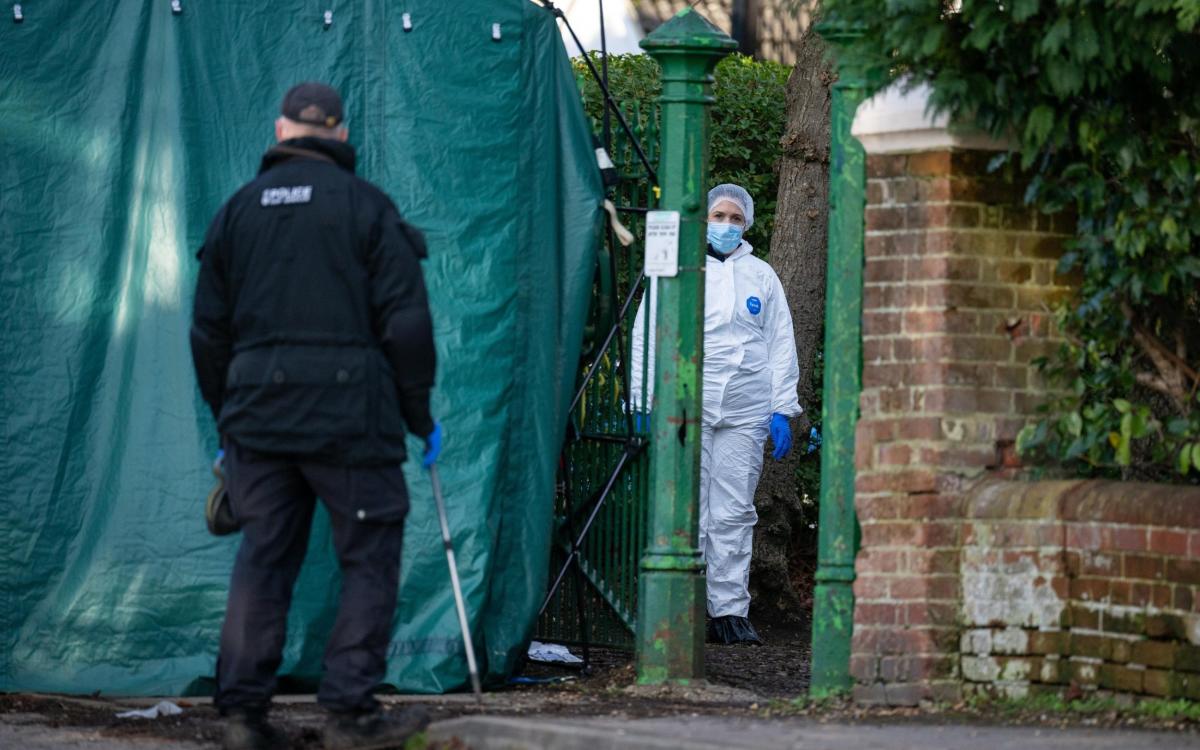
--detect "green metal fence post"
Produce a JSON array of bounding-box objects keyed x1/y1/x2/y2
[
  {"x1": 636, "y1": 9, "x2": 735, "y2": 685},
  {"x1": 811, "y1": 20, "x2": 867, "y2": 695}
]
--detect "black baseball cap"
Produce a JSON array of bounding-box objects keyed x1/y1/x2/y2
[{"x1": 280, "y1": 82, "x2": 344, "y2": 128}]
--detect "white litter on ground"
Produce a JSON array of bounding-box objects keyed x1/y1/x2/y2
[
  {"x1": 115, "y1": 701, "x2": 183, "y2": 719},
  {"x1": 527, "y1": 640, "x2": 583, "y2": 664}
]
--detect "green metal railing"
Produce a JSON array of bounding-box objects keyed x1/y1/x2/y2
[
  {"x1": 537, "y1": 13, "x2": 743, "y2": 684},
  {"x1": 539, "y1": 12, "x2": 869, "y2": 690},
  {"x1": 536, "y1": 99, "x2": 659, "y2": 651}
]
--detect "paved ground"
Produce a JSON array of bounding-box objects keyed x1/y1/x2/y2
[
  {"x1": 3, "y1": 692, "x2": 1199, "y2": 749},
  {"x1": 432, "y1": 715, "x2": 1200, "y2": 749},
  {"x1": 1, "y1": 721, "x2": 204, "y2": 749}
]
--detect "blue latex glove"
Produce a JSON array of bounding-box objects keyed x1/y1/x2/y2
[
  {"x1": 422, "y1": 422, "x2": 443, "y2": 468},
  {"x1": 769, "y1": 413, "x2": 792, "y2": 461}
]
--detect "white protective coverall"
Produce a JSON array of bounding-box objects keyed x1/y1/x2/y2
[{"x1": 631, "y1": 240, "x2": 801, "y2": 617}]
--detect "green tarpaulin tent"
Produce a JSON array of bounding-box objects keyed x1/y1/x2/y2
[{"x1": 0, "y1": 0, "x2": 601, "y2": 695}]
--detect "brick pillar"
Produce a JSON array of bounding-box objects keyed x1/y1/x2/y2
[{"x1": 847, "y1": 84, "x2": 1074, "y2": 705}]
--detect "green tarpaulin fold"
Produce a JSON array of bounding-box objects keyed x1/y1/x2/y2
[{"x1": 0, "y1": 0, "x2": 601, "y2": 695}]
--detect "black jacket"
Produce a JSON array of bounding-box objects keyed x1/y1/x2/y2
[{"x1": 190, "y1": 137, "x2": 435, "y2": 466}]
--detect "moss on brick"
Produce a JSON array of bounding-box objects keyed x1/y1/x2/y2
[
  {"x1": 1132, "y1": 640, "x2": 1179, "y2": 670},
  {"x1": 1143, "y1": 613, "x2": 1188, "y2": 640},
  {"x1": 1099, "y1": 664, "x2": 1146, "y2": 693},
  {"x1": 1101, "y1": 609, "x2": 1146, "y2": 635},
  {"x1": 1177, "y1": 645, "x2": 1200, "y2": 674}
]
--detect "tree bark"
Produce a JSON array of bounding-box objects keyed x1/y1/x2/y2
[{"x1": 750, "y1": 19, "x2": 834, "y2": 627}]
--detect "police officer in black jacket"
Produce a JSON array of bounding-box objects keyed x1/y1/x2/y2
[{"x1": 191, "y1": 82, "x2": 439, "y2": 750}]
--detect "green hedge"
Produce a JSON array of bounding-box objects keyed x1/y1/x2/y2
[
  {"x1": 571, "y1": 52, "x2": 824, "y2": 500},
  {"x1": 573, "y1": 53, "x2": 791, "y2": 253},
  {"x1": 825, "y1": 0, "x2": 1200, "y2": 481}
]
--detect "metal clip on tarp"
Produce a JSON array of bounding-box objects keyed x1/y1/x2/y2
[
  {"x1": 402, "y1": 12, "x2": 412, "y2": 31},
  {"x1": 13, "y1": 3, "x2": 22, "y2": 23},
  {"x1": 171, "y1": 0, "x2": 181, "y2": 15},
  {"x1": 323, "y1": 9, "x2": 332, "y2": 29}
]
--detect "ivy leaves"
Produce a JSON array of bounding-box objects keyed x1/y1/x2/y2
[{"x1": 828, "y1": 0, "x2": 1200, "y2": 481}]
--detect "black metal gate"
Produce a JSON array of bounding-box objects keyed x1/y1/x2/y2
[{"x1": 536, "y1": 87, "x2": 660, "y2": 650}]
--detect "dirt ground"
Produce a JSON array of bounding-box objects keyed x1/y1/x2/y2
[
  {"x1": 517, "y1": 619, "x2": 812, "y2": 698},
  {"x1": 0, "y1": 624, "x2": 810, "y2": 749},
  {"x1": 3, "y1": 619, "x2": 1198, "y2": 749}
]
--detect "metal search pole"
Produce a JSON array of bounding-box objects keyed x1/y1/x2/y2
[{"x1": 429, "y1": 465, "x2": 483, "y2": 703}]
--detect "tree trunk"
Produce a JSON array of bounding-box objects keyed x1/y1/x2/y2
[{"x1": 750, "y1": 19, "x2": 834, "y2": 627}]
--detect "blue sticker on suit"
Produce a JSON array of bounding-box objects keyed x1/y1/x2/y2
[{"x1": 746, "y1": 296, "x2": 761, "y2": 315}]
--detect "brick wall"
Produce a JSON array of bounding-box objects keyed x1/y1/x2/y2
[
  {"x1": 851, "y1": 149, "x2": 1075, "y2": 705},
  {"x1": 962, "y1": 480, "x2": 1200, "y2": 701}
]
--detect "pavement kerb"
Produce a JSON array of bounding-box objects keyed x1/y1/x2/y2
[{"x1": 428, "y1": 716, "x2": 733, "y2": 750}]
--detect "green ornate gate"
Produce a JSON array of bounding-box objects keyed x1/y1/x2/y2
[
  {"x1": 535, "y1": 91, "x2": 660, "y2": 652},
  {"x1": 537, "y1": 6, "x2": 868, "y2": 686}
]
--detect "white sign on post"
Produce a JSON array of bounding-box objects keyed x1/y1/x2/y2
[{"x1": 643, "y1": 210, "x2": 680, "y2": 278}]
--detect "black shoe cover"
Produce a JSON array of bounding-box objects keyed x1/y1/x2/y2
[
  {"x1": 223, "y1": 711, "x2": 289, "y2": 750},
  {"x1": 707, "y1": 615, "x2": 763, "y2": 645},
  {"x1": 322, "y1": 705, "x2": 431, "y2": 750}
]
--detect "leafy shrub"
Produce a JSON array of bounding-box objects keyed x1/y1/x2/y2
[
  {"x1": 571, "y1": 52, "x2": 823, "y2": 505},
  {"x1": 824, "y1": 0, "x2": 1200, "y2": 480},
  {"x1": 573, "y1": 53, "x2": 791, "y2": 252}
]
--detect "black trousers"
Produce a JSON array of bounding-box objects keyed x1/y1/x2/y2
[{"x1": 215, "y1": 442, "x2": 409, "y2": 715}]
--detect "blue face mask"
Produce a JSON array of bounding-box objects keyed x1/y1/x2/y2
[{"x1": 707, "y1": 222, "x2": 744, "y2": 254}]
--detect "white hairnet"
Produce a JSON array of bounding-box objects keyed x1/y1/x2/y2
[{"x1": 707, "y1": 183, "x2": 754, "y2": 230}]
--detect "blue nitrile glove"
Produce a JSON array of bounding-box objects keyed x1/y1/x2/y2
[
  {"x1": 422, "y1": 423, "x2": 443, "y2": 468},
  {"x1": 807, "y1": 426, "x2": 822, "y2": 454},
  {"x1": 769, "y1": 413, "x2": 792, "y2": 461},
  {"x1": 635, "y1": 412, "x2": 648, "y2": 433}
]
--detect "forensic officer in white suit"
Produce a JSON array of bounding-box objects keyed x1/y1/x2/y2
[{"x1": 632, "y1": 184, "x2": 801, "y2": 645}]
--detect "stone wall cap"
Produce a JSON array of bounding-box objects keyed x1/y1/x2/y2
[
  {"x1": 966, "y1": 479, "x2": 1200, "y2": 528},
  {"x1": 852, "y1": 80, "x2": 1012, "y2": 155}
]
